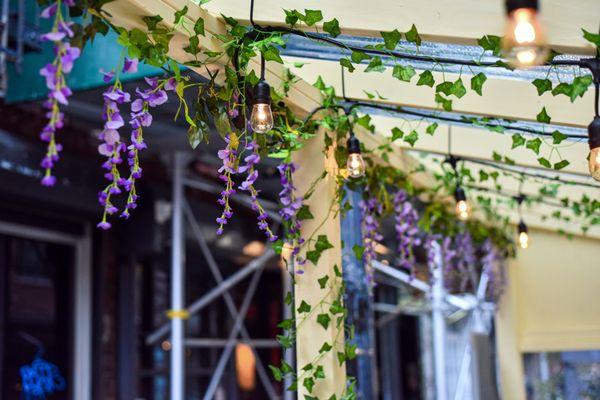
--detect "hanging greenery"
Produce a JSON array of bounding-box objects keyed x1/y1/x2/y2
[{"x1": 31, "y1": 0, "x2": 600, "y2": 397}]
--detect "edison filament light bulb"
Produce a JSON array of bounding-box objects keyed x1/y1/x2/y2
[
  {"x1": 250, "y1": 80, "x2": 273, "y2": 133},
  {"x1": 588, "y1": 117, "x2": 600, "y2": 182},
  {"x1": 454, "y1": 187, "x2": 470, "y2": 221},
  {"x1": 502, "y1": 5, "x2": 548, "y2": 67},
  {"x1": 518, "y1": 221, "x2": 530, "y2": 249},
  {"x1": 346, "y1": 135, "x2": 366, "y2": 178}
]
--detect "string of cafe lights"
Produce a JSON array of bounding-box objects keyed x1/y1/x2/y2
[{"x1": 244, "y1": 0, "x2": 600, "y2": 184}]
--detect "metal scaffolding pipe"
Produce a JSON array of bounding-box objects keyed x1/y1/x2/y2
[
  {"x1": 170, "y1": 152, "x2": 185, "y2": 400},
  {"x1": 430, "y1": 241, "x2": 448, "y2": 400},
  {"x1": 146, "y1": 248, "x2": 274, "y2": 346}
]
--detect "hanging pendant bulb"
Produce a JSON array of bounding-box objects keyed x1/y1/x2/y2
[
  {"x1": 517, "y1": 220, "x2": 530, "y2": 249},
  {"x1": 250, "y1": 80, "x2": 274, "y2": 133},
  {"x1": 588, "y1": 116, "x2": 600, "y2": 181},
  {"x1": 454, "y1": 187, "x2": 470, "y2": 221},
  {"x1": 346, "y1": 135, "x2": 366, "y2": 178},
  {"x1": 502, "y1": 0, "x2": 548, "y2": 67}
]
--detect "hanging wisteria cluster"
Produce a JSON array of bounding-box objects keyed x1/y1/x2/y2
[
  {"x1": 38, "y1": 0, "x2": 79, "y2": 186},
  {"x1": 361, "y1": 197, "x2": 383, "y2": 288},
  {"x1": 393, "y1": 190, "x2": 422, "y2": 277},
  {"x1": 278, "y1": 162, "x2": 307, "y2": 272},
  {"x1": 97, "y1": 67, "x2": 170, "y2": 229}
]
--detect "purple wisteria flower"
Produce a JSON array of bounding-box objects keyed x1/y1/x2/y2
[
  {"x1": 96, "y1": 80, "x2": 131, "y2": 229},
  {"x1": 120, "y1": 76, "x2": 170, "y2": 219},
  {"x1": 38, "y1": 1, "x2": 80, "y2": 186},
  {"x1": 237, "y1": 140, "x2": 277, "y2": 242},
  {"x1": 482, "y1": 239, "x2": 506, "y2": 300},
  {"x1": 278, "y1": 162, "x2": 306, "y2": 272},
  {"x1": 361, "y1": 197, "x2": 383, "y2": 289},
  {"x1": 393, "y1": 190, "x2": 422, "y2": 277},
  {"x1": 215, "y1": 136, "x2": 238, "y2": 235},
  {"x1": 454, "y1": 231, "x2": 476, "y2": 291}
]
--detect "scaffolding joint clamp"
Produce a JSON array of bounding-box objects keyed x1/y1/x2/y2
[{"x1": 166, "y1": 309, "x2": 190, "y2": 320}]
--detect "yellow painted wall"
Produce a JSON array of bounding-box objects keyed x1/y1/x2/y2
[{"x1": 496, "y1": 228, "x2": 600, "y2": 400}]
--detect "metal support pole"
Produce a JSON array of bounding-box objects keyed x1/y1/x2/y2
[
  {"x1": 170, "y1": 152, "x2": 185, "y2": 400},
  {"x1": 430, "y1": 241, "x2": 448, "y2": 400},
  {"x1": 341, "y1": 187, "x2": 376, "y2": 399}
]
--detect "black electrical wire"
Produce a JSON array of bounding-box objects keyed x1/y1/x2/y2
[{"x1": 467, "y1": 184, "x2": 573, "y2": 210}]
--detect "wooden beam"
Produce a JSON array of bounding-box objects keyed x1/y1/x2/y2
[{"x1": 204, "y1": 0, "x2": 599, "y2": 55}]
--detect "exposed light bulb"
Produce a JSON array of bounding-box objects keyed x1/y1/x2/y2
[
  {"x1": 518, "y1": 221, "x2": 529, "y2": 249},
  {"x1": 250, "y1": 80, "x2": 273, "y2": 133},
  {"x1": 454, "y1": 187, "x2": 470, "y2": 221},
  {"x1": 588, "y1": 117, "x2": 600, "y2": 182},
  {"x1": 589, "y1": 147, "x2": 600, "y2": 181},
  {"x1": 346, "y1": 135, "x2": 365, "y2": 178},
  {"x1": 455, "y1": 200, "x2": 470, "y2": 221},
  {"x1": 347, "y1": 153, "x2": 366, "y2": 178},
  {"x1": 502, "y1": 6, "x2": 548, "y2": 67}
]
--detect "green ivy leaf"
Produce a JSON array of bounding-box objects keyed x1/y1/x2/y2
[
  {"x1": 511, "y1": 133, "x2": 525, "y2": 149},
  {"x1": 283, "y1": 9, "x2": 301, "y2": 26},
  {"x1": 323, "y1": 18, "x2": 341, "y2": 37},
  {"x1": 277, "y1": 318, "x2": 294, "y2": 330},
  {"x1": 492, "y1": 151, "x2": 502, "y2": 162},
  {"x1": 297, "y1": 300, "x2": 311, "y2": 313},
  {"x1": 451, "y1": 78, "x2": 467, "y2": 98},
  {"x1": 403, "y1": 130, "x2": 419, "y2": 147},
  {"x1": 380, "y1": 29, "x2": 401, "y2": 50},
  {"x1": 551, "y1": 82, "x2": 572, "y2": 97},
  {"x1": 269, "y1": 365, "x2": 283, "y2": 382},
  {"x1": 417, "y1": 70, "x2": 435, "y2": 87},
  {"x1": 339, "y1": 58, "x2": 355, "y2": 73},
  {"x1": 582, "y1": 29, "x2": 600, "y2": 47},
  {"x1": 405, "y1": 24, "x2": 421, "y2": 45},
  {"x1": 174, "y1": 5, "x2": 188, "y2": 24},
  {"x1": 537, "y1": 157, "x2": 551, "y2": 168},
  {"x1": 351, "y1": 50, "x2": 371, "y2": 63},
  {"x1": 303, "y1": 9, "x2": 323, "y2": 26},
  {"x1": 392, "y1": 64, "x2": 416, "y2": 82},
  {"x1": 526, "y1": 138, "x2": 542, "y2": 155},
  {"x1": 532, "y1": 78, "x2": 552, "y2": 95},
  {"x1": 297, "y1": 205, "x2": 314, "y2": 220},
  {"x1": 435, "y1": 94, "x2": 453, "y2": 111},
  {"x1": 365, "y1": 57, "x2": 385, "y2": 73},
  {"x1": 551, "y1": 130, "x2": 568, "y2": 144},
  {"x1": 317, "y1": 275, "x2": 329, "y2": 289},
  {"x1": 314, "y1": 365, "x2": 325, "y2": 379},
  {"x1": 536, "y1": 107, "x2": 551, "y2": 124},
  {"x1": 352, "y1": 244, "x2": 365, "y2": 260},
  {"x1": 193, "y1": 17, "x2": 205, "y2": 35},
  {"x1": 426, "y1": 122, "x2": 439, "y2": 135},
  {"x1": 477, "y1": 35, "x2": 502, "y2": 57},
  {"x1": 470, "y1": 73, "x2": 487, "y2": 95},
  {"x1": 391, "y1": 127, "x2": 404, "y2": 141},
  {"x1": 261, "y1": 46, "x2": 283, "y2": 64},
  {"x1": 333, "y1": 264, "x2": 342, "y2": 277},
  {"x1": 479, "y1": 170, "x2": 489, "y2": 182},
  {"x1": 284, "y1": 292, "x2": 292, "y2": 305},
  {"x1": 570, "y1": 75, "x2": 593, "y2": 102},
  {"x1": 142, "y1": 15, "x2": 163, "y2": 30},
  {"x1": 554, "y1": 159, "x2": 570, "y2": 170},
  {"x1": 317, "y1": 313, "x2": 331, "y2": 329},
  {"x1": 303, "y1": 377, "x2": 315, "y2": 393},
  {"x1": 319, "y1": 342, "x2": 332, "y2": 353}
]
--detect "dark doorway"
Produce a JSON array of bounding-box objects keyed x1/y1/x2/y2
[{"x1": 0, "y1": 233, "x2": 74, "y2": 399}]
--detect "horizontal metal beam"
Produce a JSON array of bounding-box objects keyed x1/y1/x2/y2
[{"x1": 184, "y1": 338, "x2": 280, "y2": 348}]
